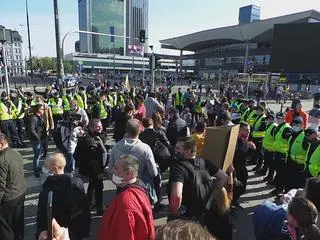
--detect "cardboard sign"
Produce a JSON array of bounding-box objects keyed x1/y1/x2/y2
[{"x1": 202, "y1": 124, "x2": 239, "y2": 171}]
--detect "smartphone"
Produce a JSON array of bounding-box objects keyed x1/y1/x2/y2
[{"x1": 47, "y1": 191, "x2": 53, "y2": 240}]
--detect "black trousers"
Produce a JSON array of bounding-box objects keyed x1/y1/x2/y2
[
  {"x1": 264, "y1": 150, "x2": 275, "y2": 178},
  {"x1": 52, "y1": 115, "x2": 63, "y2": 128},
  {"x1": 252, "y1": 139, "x2": 263, "y2": 167},
  {"x1": 87, "y1": 175, "x2": 104, "y2": 211},
  {"x1": 274, "y1": 152, "x2": 287, "y2": 190},
  {"x1": 286, "y1": 159, "x2": 306, "y2": 191},
  {"x1": 0, "y1": 120, "x2": 19, "y2": 145},
  {"x1": 207, "y1": 113, "x2": 216, "y2": 127},
  {"x1": 233, "y1": 165, "x2": 248, "y2": 203},
  {"x1": 0, "y1": 194, "x2": 25, "y2": 240},
  {"x1": 42, "y1": 136, "x2": 48, "y2": 159},
  {"x1": 14, "y1": 119, "x2": 24, "y2": 141}
]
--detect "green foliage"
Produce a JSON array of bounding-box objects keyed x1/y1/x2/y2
[{"x1": 26, "y1": 57, "x2": 74, "y2": 73}]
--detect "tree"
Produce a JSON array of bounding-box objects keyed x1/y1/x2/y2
[{"x1": 63, "y1": 61, "x2": 74, "y2": 73}]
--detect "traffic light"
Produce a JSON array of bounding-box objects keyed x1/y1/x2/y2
[
  {"x1": 139, "y1": 30, "x2": 146, "y2": 43},
  {"x1": 155, "y1": 55, "x2": 161, "y2": 69},
  {"x1": 248, "y1": 66, "x2": 254, "y2": 76},
  {"x1": 0, "y1": 46, "x2": 4, "y2": 66}
]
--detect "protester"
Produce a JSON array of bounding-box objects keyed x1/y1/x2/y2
[
  {"x1": 77, "y1": 119, "x2": 107, "y2": 215},
  {"x1": 156, "y1": 219, "x2": 215, "y2": 240},
  {"x1": 0, "y1": 133, "x2": 26, "y2": 240},
  {"x1": 109, "y1": 119, "x2": 158, "y2": 203},
  {"x1": 98, "y1": 155, "x2": 155, "y2": 240},
  {"x1": 166, "y1": 107, "x2": 189, "y2": 146},
  {"x1": 168, "y1": 137, "x2": 228, "y2": 220},
  {"x1": 36, "y1": 153, "x2": 90, "y2": 240},
  {"x1": 28, "y1": 103, "x2": 47, "y2": 178}
]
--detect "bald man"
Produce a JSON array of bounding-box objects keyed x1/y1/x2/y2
[{"x1": 36, "y1": 153, "x2": 90, "y2": 240}]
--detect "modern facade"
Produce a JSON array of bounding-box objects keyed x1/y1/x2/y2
[
  {"x1": 78, "y1": 0, "x2": 148, "y2": 55},
  {"x1": 160, "y1": 9, "x2": 320, "y2": 83},
  {"x1": 239, "y1": 5, "x2": 261, "y2": 25},
  {"x1": 0, "y1": 26, "x2": 24, "y2": 76}
]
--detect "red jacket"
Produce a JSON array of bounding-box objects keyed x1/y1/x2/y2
[
  {"x1": 285, "y1": 109, "x2": 308, "y2": 129},
  {"x1": 98, "y1": 185, "x2": 155, "y2": 240}
]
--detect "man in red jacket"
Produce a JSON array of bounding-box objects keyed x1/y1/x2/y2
[
  {"x1": 98, "y1": 154, "x2": 155, "y2": 240},
  {"x1": 285, "y1": 99, "x2": 308, "y2": 129}
]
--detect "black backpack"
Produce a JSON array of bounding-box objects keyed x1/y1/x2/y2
[
  {"x1": 53, "y1": 125, "x2": 69, "y2": 152},
  {"x1": 178, "y1": 159, "x2": 214, "y2": 218}
]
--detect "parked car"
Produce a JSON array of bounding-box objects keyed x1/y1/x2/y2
[{"x1": 63, "y1": 76, "x2": 77, "y2": 87}]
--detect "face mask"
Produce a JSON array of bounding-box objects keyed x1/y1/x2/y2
[
  {"x1": 66, "y1": 94, "x2": 71, "y2": 97},
  {"x1": 112, "y1": 174, "x2": 125, "y2": 186},
  {"x1": 292, "y1": 125, "x2": 302, "y2": 132},
  {"x1": 80, "y1": 90, "x2": 85, "y2": 94}
]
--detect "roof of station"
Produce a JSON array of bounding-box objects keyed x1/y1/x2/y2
[{"x1": 160, "y1": 10, "x2": 320, "y2": 51}]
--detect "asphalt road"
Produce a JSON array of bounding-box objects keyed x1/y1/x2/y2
[{"x1": 22, "y1": 99, "x2": 315, "y2": 240}]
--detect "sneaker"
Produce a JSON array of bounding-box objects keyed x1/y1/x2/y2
[{"x1": 35, "y1": 173, "x2": 41, "y2": 179}]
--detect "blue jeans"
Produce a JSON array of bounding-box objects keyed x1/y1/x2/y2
[
  {"x1": 65, "y1": 152, "x2": 75, "y2": 173},
  {"x1": 32, "y1": 140, "x2": 43, "y2": 175}
]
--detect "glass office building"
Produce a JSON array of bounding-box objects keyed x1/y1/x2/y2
[
  {"x1": 125, "y1": 0, "x2": 149, "y2": 55},
  {"x1": 239, "y1": 5, "x2": 261, "y2": 25},
  {"x1": 78, "y1": 0, "x2": 148, "y2": 55}
]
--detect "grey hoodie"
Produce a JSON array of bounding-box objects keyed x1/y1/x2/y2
[
  {"x1": 108, "y1": 138, "x2": 158, "y2": 181},
  {"x1": 145, "y1": 97, "x2": 163, "y2": 118}
]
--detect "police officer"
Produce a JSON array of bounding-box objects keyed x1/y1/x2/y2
[
  {"x1": 10, "y1": 90, "x2": 27, "y2": 146},
  {"x1": 94, "y1": 93, "x2": 110, "y2": 129},
  {"x1": 194, "y1": 95, "x2": 205, "y2": 124},
  {"x1": 173, "y1": 88, "x2": 183, "y2": 114},
  {"x1": 271, "y1": 112, "x2": 293, "y2": 195},
  {"x1": 286, "y1": 117, "x2": 310, "y2": 191},
  {"x1": 0, "y1": 92, "x2": 21, "y2": 148},
  {"x1": 261, "y1": 113, "x2": 277, "y2": 182},
  {"x1": 240, "y1": 99, "x2": 255, "y2": 123},
  {"x1": 62, "y1": 89, "x2": 73, "y2": 112},
  {"x1": 49, "y1": 91, "x2": 63, "y2": 127},
  {"x1": 251, "y1": 105, "x2": 267, "y2": 172},
  {"x1": 305, "y1": 128, "x2": 320, "y2": 178},
  {"x1": 75, "y1": 86, "x2": 87, "y2": 110},
  {"x1": 244, "y1": 100, "x2": 258, "y2": 127}
]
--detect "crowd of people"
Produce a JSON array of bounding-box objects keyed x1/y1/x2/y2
[{"x1": 1, "y1": 79, "x2": 320, "y2": 240}]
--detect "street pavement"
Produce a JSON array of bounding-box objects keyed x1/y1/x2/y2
[{"x1": 22, "y1": 99, "x2": 315, "y2": 240}]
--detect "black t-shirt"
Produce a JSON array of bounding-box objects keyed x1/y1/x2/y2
[
  {"x1": 169, "y1": 158, "x2": 218, "y2": 217},
  {"x1": 170, "y1": 158, "x2": 218, "y2": 183}
]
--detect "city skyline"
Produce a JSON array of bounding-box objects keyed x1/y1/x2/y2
[{"x1": 1, "y1": 0, "x2": 319, "y2": 57}]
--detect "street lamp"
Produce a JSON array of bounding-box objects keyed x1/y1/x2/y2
[{"x1": 25, "y1": 0, "x2": 33, "y2": 78}]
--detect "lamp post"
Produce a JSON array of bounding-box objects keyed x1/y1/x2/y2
[
  {"x1": 53, "y1": 0, "x2": 63, "y2": 95},
  {"x1": 25, "y1": 0, "x2": 33, "y2": 78}
]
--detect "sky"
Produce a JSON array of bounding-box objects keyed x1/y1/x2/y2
[{"x1": 1, "y1": 0, "x2": 320, "y2": 57}]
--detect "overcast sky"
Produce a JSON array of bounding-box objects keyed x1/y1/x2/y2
[{"x1": 1, "y1": 0, "x2": 319, "y2": 57}]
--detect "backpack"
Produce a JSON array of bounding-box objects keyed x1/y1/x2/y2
[
  {"x1": 178, "y1": 159, "x2": 214, "y2": 218},
  {"x1": 53, "y1": 125, "x2": 69, "y2": 152},
  {"x1": 253, "y1": 201, "x2": 287, "y2": 240}
]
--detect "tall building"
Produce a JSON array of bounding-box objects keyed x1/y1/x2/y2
[
  {"x1": 239, "y1": 5, "x2": 261, "y2": 25},
  {"x1": 0, "y1": 25, "x2": 24, "y2": 76},
  {"x1": 78, "y1": 0, "x2": 148, "y2": 55}
]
